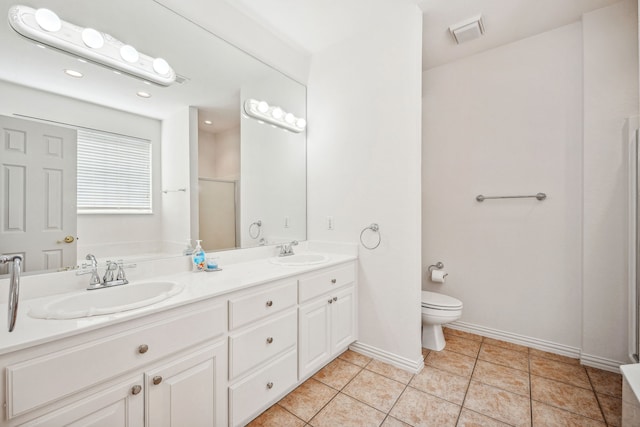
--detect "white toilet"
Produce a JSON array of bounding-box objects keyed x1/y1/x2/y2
[{"x1": 421, "y1": 290, "x2": 463, "y2": 351}]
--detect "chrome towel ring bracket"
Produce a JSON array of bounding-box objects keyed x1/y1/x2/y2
[
  {"x1": 249, "y1": 220, "x2": 262, "y2": 239},
  {"x1": 360, "y1": 223, "x2": 381, "y2": 250}
]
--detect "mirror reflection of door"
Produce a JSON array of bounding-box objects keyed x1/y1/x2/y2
[
  {"x1": 0, "y1": 115, "x2": 77, "y2": 273},
  {"x1": 199, "y1": 179, "x2": 237, "y2": 251}
]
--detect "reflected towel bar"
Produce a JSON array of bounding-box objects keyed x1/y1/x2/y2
[{"x1": 476, "y1": 192, "x2": 547, "y2": 202}]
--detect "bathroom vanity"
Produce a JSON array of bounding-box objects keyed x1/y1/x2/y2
[{"x1": 0, "y1": 254, "x2": 357, "y2": 426}]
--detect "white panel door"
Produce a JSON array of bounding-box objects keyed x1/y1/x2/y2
[
  {"x1": 298, "y1": 297, "x2": 331, "y2": 379},
  {"x1": 0, "y1": 115, "x2": 77, "y2": 273},
  {"x1": 331, "y1": 286, "x2": 356, "y2": 355},
  {"x1": 146, "y1": 342, "x2": 226, "y2": 427}
]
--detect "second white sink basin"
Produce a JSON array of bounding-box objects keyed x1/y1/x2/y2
[
  {"x1": 28, "y1": 281, "x2": 184, "y2": 320},
  {"x1": 270, "y1": 253, "x2": 329, "y2": 266}
]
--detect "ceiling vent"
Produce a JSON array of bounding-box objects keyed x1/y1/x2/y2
[{"x1": 449, "y1": 15, "x2": 485, "y2": 44}]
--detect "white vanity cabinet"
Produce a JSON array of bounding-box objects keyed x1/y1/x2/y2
[
  {"x1": 298, "y1": 262, "x2": 357, "y2": 380},
  {"x1": 0, "y1": 299, "x2": 228, "y2": 427}
]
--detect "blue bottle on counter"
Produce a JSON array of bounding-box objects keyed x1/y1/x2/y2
[{"x1": 192, "y1": 239, "x2": 205, "y2": 271}]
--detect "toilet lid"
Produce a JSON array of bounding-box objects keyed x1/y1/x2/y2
[{"x1": 421, "y1": 291, "x2": 463, "y2": 310}]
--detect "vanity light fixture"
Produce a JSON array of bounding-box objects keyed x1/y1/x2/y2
[
  {"x1": 243, "y1": 99, "x2": 307, "y2": 133},
  {"x1": 8, "y1": 5, "x2": 176, "y2": 86}
]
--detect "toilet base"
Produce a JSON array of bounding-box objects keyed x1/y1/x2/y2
[{"x1": 422, "y1": 324, "x2": 446, "y2": 351}]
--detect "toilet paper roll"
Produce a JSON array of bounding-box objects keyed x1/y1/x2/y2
[{"x1": 431, "y1": 269, "x2": 448, "y2": 283}]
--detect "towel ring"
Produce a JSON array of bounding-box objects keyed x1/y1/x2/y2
[
  {"x1": 360, "y1": 223, "x2": 381, "y2": 250},
  {"x1": 249, "y1": 220, "x2": 262, "y2": 239}
]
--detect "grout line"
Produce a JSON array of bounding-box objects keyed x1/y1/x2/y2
[
  {"x1": 275, "y1": 403, "x2": 313, "y2": 425},
  {"x1": 528, "y1": 346, "x2": 533, "y2": 426},
  {"x1": 585, "y1": 367, "x2": 609, "y2": 426}
]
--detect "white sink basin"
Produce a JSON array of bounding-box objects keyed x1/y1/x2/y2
[
  {"x1": 270, "y1": 253, "x2": 329, "y2": 266},
  {"x1": 29, "y1": 281, "x2": 184, "y2": 319}
]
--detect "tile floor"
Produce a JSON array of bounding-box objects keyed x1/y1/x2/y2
[{"x1": 248, "y1": 328, "x2": 623, "y2": 427}]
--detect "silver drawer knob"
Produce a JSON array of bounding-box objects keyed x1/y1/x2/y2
[
  {"x1": 131, "y1": 385, "x2": 142, "y2": 395},
  {"x1": 328, "y1": 299, "x2": 333, "y2": 304},
  {"x1": 138, "y1": 344, "x2": 149, "y2": 354},
  {"x1": 266, "y1": 300, "x2": 273, "y2": 307},
  {"x1": 152, "y1": 376, "x2": 163, "y2": 385},
  {"x1": 266, "y1": 337, "x2": 274, "y2": 344},
  {"x1": 266, "y1": 382, "x2": 274, "y2": 389},
  {"x1": 333, "y1": 296, "x2": 338, "y2": 302},
  {"x1": 331, "y1": 279, "x2": 337, "y2": 284}
]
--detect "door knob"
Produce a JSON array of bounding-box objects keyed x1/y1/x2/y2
[
  {"x1": 57, "y1": 235, "x2": 75, "y2": 244},
  {"x1": 152, "y1": 376, "x2": 163, "y2": 385},
  {"x1": 131, "y1": 385, "x2": 142, "y2": 395}
]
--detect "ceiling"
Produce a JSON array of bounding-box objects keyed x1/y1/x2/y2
[{"x1": 222, "y1": 0, "x2": 622, "y2": 70}]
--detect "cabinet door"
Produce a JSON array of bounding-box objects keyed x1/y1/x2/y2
[
  {"x1": 331, "y1": 286, "x2": 356, "y2": 356},
  {"x1": 18, "y1": 376, "x2": 143, "y2": 427},
  {"x1": 146, "y1": 342, "x2": 226, "y2": 427},
  {"x1": 298, "y1": 297, "x2": 332, "y2": 379}
]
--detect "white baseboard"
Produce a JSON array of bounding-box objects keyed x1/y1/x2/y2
[
  {"x1": 449, "y1": 321, "x2": 626, "y2": 373},
  {"x1": 349, "y1": 341, "x2": 424, "y2": 374}
]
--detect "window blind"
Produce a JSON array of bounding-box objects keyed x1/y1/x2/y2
[{"x1": 77, "y1": 129, "x2": 152, "y2": 214}]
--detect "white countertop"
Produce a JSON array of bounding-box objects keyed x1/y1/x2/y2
[
  {"x1": 0, "y1": 253, "x2": 357, "y2": 355},
  {"x1": 621, "y1": 363, "x2": 640, "y2": 399}
]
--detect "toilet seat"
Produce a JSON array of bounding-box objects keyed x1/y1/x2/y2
[{"x1": 421, "y1": 291, "x2": 463, "y2": 311}]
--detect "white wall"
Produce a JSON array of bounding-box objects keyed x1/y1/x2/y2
[
  {"x1": 307, "y1": 3, "x2": 423, "y2": 369},
  {"x1": 214, "y1": 127, "x2": 241, "y2": 181},
  {"x1": 423, "y1": 23, "x2": 584, "y2": 352},
  {"x1": 0, "y1": 81, "x2": 163, "y2": 261},
  {"x1": 582, "y1": 0, "x2": 639, "y2": 365}
]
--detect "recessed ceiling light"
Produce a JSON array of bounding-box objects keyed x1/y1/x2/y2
[
  {"x1": 204, "y1": 120, "x2": 213, "y2": 125},
  {"x1": 64, "y1": 69, "x2": 83, "y2": 78},
  {"x1": 136, "y1": 91, "x2": 151, "y2": 98},
  {"x1": 77, "y1": 58, "x2": 87, "y2": 63}
]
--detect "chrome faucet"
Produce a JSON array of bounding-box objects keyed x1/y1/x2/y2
[
  {"x1": 277, "y1": 240, "x2": 298, "y2": 257},
  {"x1": 77, "y1": 255, "x2": 133, "y2": 290},
  {"x1": 1, "y1": 255, "x2": 22, "y2": 332}
]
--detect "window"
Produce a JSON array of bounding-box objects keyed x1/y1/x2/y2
[{"x1": 77, "y1": 129, "x2": 152, "y2": 214}]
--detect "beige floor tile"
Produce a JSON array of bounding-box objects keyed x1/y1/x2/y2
[
  {"x1": 248, "y1": 405, "x2": 306, "y2": 427},
  {"x1": 472, "y1": 360, "x2": 530, "y2": 397},
  {"x1": 456, "y1": 409, "x2": 512, "y2": 427},
  {"x1": 422, "y1": 347, "x2": 430, "y2": 360},
  {"x1": 443, "y1": 334, "x2": 482, "y2": 358},
  {"x1": 338, "y1": 349, "x2": 372, "y2": 367},
  {"x1": 425, "y1": 349, "x2": 476, "y2": 377},
  {"x1": 366, "y1": 359, "x2": 414, "y2": 384},
  {"x1": 309, "y1": 393, "x2": 386, "y2": 427},
  {"x1": 587, "y1": 366, "x2": 623, "y2": 398},
  {"x1": 381, "y1": 416, "x2": 411, "y2": 427},
  {"x1": 463, "y1": 381, "x2": 531, "y2": 427},
  {"x1": 443, "y1": 327, "x2": 484, "y2": 342},
  {"x1": 343, "y1": 369, "x2": 406, "y2": 413},
  {"x1": 597, "y1": 393, "x2": 622, "y2": 426},
  {"x1": 530, "y1": 375, "x2": 603, "y2": 422},
  {"x1": 478, "y1": 343, "x2": 529, "y2": 371},
  {"x1": 532, "y1": 401, "x2": 606, "y2": 427},
  {"x1": 529, "y1": 348, "x2": 581, "y2": 366},
  {"x1": 530, "y1": 356, "x2": 590, "y2": 389},
  {"x1": 278, "y1": 378, "x2": 338, "y2": 422},
  {"x1": 313, "y1": 358, "x2": 362, "y2": 390},
  {"x1": 390, "y1": 387, "x2": 461, "y2": 427},
  {"x1": 409, "y1": 366, "x2": 470, "y2": 405},
  {"x1": 482, "y1": 337, "x2": 529, "y2": 353}
]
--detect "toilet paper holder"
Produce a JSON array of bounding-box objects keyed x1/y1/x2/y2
[{"x1": 428, "y1": 262, "x2": 444, "y2": 272}]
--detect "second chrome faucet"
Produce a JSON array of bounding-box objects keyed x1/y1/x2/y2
[{"x1": 77, "y1": 254, "x2": 135, "y2": 290}]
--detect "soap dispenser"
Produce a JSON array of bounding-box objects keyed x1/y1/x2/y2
[{"x1": 192, "y1": 240, "x2": 205, "y2": 272}]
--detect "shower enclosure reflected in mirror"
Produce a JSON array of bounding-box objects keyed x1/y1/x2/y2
[{"x1": 0, "y1": 0, "x2": 306, "y2": 276}]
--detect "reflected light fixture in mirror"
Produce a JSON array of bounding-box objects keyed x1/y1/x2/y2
[
  {"x1": 244, "y1": 98, "x2": 307, "y2": 133},
  {"x1": 8, "y1": 5, "x2": 176, "y2": 86}
]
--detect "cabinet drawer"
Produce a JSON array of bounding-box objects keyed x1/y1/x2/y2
[
  {"x1": 299, "y1": 263, "x2": 356, "y2": 303},
  {"x1": 6, "y1": 303, "x2": 226, "y2": 418},
  {"x1": 229, "y1": 310, "x2": 297, "y2": 380},
  {"x1": 229, "y1": 349, "x2": 297, "y2": 427},
  {"x1": 228, "y1": 280, "x2": 297, "y2": 330}
]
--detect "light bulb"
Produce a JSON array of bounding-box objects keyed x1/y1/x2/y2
[
  {"x1": 82, "y1": 28, "x2": 104, "y2": 49},
  {"x1": 284, "y1": 113, "x2": 295, "y2": 124},
  {"x1": 120, "y1": 45, "x2": 139, "y2": 63},
  {"x1": 296, "y1": 118, "x2": 307, "y2": 129},
  {"x1": 257, "y1": 101, "x2": 269, "y2": 113},
  {"x1": 153, "y1": 58, "x2": 170, "y2": 75},
  {"x1": 34, "y1": 8, "x2": 61, "y2": 32},
  {"x1": 271, "y1": 107, "x2": 283, "y2": 119}
]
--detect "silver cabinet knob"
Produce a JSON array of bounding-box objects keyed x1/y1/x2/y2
[
  {"x1": 331, "y1": 279, "x2": 337, "y2": 284},
  {"x1": 266, "y1": 300, "x2": 273, "y2": 307},
  {"x1": 131, "y1": 385, "x2": 142, "y2": 395},
  {"x1": 333, "y1": 296, "x2": 338, "y2": 302},
  {"x1": 152, "y1": 376, "x2": 163, "y2": 385},
  {"x1": 138, "y1": 344, "x2": 149, "y2": 354},
  {"x1": 266, "y1": 382, "x2": 274, "y2": 389},
  {"x1": 266, "y1": 337, "x2": 274, "y2": 344},
  {"x1": 328, "y1": 299, "x2": 333, "y2": 304}
]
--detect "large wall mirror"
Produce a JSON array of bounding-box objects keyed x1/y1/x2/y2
[{"x1": 0, "y1": 0, "x2": 307, "y2": 276}]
